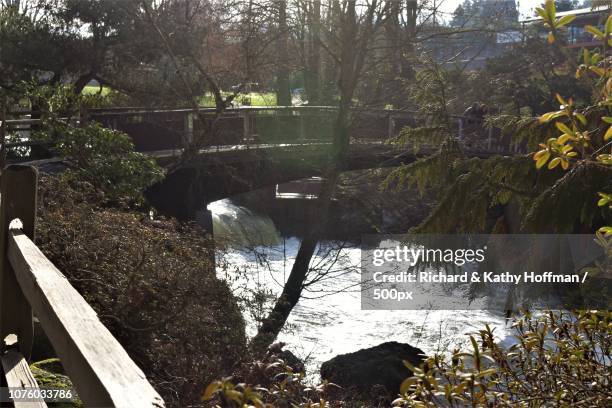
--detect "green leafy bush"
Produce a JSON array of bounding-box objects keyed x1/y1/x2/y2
[
  {"x1": 39, "y1": 121, "x2": 164, "y2": 203},
  {"x1": 394, "y1": 310, "x2": 611, "y2": 408}
]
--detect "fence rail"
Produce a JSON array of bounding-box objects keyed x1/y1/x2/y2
[{"x1": 0, "y1": 165, "x2": 165, "y2": 407}]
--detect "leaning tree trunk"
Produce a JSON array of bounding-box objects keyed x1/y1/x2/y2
[
  {"x1": 249, "y1": 114, "x2": 347, "y2": 355},
  {"x1": 250, "y1": 0, "x2": 374, "y2": 356}
]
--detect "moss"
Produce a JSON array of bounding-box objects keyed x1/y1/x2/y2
[{"x1": 30, "y1": 359, "x2": 83, "y2": 407}]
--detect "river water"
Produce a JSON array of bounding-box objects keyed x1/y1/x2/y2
[{"x1": 207, "y1": 188, "x2": 512, "y2": 379}]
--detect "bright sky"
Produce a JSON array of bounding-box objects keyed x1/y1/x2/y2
[{"x1": 436, "y1": 0, "x2": 543, "y2": 20}]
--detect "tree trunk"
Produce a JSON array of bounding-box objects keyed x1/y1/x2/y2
[
  {"x1": 304, "y1": 0, "x2": 321, "y2": 105},
  {"x1": 276, "y1": 0, "x2": 292, "y2": 106},
  {"x1": 250, "y1": 2, "x2": 365, "y2": 356}
]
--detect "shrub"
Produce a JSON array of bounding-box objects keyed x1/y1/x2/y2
[
  {"x1": 36, "y1": 121, "x2": 164, "y2": 204},
  {"x1": 36, "y1": 175, "x2": 246, "y2": 406},
  {"x1": 394, "y1": 310, "x2": 611, "y2": 407}
]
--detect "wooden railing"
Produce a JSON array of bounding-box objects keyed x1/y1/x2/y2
[
  {"x1": 0, "y1": 165, "x2": 165, "y2": 407},
  {"x1": 3, "y1": 105, "x2": 521, "y2": 160}
]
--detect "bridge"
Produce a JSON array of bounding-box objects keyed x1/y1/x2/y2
[{"x1": 4, "y1": 106, "x2": 519, "y2": 219}]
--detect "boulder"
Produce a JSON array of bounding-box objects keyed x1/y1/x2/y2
[
  {"x1": 276, "y1": 349, "x2": 305, "y2": 373},
  {"x1": 320, "y1": 342, "x2": 425, "y2": 394}
]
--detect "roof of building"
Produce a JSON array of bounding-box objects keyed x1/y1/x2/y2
[{"x1": 521, "y1": 5, "x2": 610, "y2": 23}]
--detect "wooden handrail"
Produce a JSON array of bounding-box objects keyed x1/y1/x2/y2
[{"x1": 0, "y1": 165, "x2": 165, "y2": 407}]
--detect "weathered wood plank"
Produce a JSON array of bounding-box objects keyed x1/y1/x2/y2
[
  {"x1": 1, "y1": 347, "x2": 47, "y2": 408},
  {"x1": 7, "y1": 229, "x2": 165, "y2": 408},
  {"x1": 0, "y1": 165, "x2": 37, "y2": 360}
]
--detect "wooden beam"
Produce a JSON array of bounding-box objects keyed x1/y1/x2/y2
[
  {"x1": 7, "y1": 229, "x2": 165, "y2": 408},
  {"x1": 0, "y1": 165, "x2": 36, "y2": 360},
  {"x1": 1, "y1": 347, "x2": 47, "y2": 408}
]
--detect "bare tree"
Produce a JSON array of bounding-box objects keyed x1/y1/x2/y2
[{"x1": 250, "y1": 0, "x2": 390, "y2": 355}]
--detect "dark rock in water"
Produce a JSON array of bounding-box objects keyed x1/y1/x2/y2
[{"x1": 320, "y1": 342, "x2": 425, "y2": 394}]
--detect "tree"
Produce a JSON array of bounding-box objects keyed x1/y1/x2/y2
[
  {"x1": 276, "y1": 0, "x2": 291, "y2": 106},
  {"x1": 555, "y1": 0, "x2": 580, "y2": 11},
  {"x1": 250, "y1": 0, "x2": 390, "y2": 355}
]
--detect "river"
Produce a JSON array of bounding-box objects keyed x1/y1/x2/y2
[{"x1": 207, "y1": 184, "x2": 512, "y2": 380}]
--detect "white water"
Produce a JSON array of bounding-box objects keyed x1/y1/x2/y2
[{"x1": 208, "y1": 198, "x2": 513, "y2": 379}]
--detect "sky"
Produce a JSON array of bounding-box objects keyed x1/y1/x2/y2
[{"x1": 436, "y1": 0, "x2": 546, "y2": 20}]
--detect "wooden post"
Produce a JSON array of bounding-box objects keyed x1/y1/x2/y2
[
  {"x1": 299, "y1": 111, "x2": 305, "y2": 140},
  {"x1": 243, "y1": 111, "x2": 252, "y2": 142},
  {"x1": 387, "y1": 113, "x2": 395, "y2": 139},
  {"x1": 79, "y1": 104, "x2": 89, "y2": 128},
  {"x1": 184, "y1": 112, "x2": 194, "y2": 146},
  {"x1": 0, "y1": 95, "x2": 6, "y2": 169},
  {"x1": 0, "y1": 165, "x2": 37, "y2": 360}
]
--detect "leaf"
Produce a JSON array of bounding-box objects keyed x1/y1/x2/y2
[
  {"x1": 605, "y1": 126, "x2": 612, "y2": 141},
  {"x1": 574, "y1": 113, "x2": 587, "y2": 126},
  {"x1": 606, "y1": 15, "x2": 612, "y2": 36},
  {"x1": 202, "y1": 382, "x2": 221, "y2": 400},
  {"x1": 548, "y1": 157, "x2": 561, "y2": 169},
  {"x1": 555, "y1": 93, "x2": 567, "y2": 106},
  {"x1": 540, "y1": 110, "x2": 565, "y2": 122},
  {"x1": 583, "y1": 49, "x2": 590, "y2": 66},
  {"x1": 589, "y1": 66, "x2": 605, "y2": 77},
  {"x1": 536, "y1": 151, "x2": 551, "y2": 168},
  {"x1": 545, "y1": 0, "x2": 556, "y2": 20},
  {"x1": 400, "y1": 377, "x2": 416, "y2": 395},
  {"x1": 555, "y1": 122, "x2": 573, "y2": 136},
  {"x1": 561, "y1": 159, "x2": 569, "y2": 170},
  {"x1": 602, "y1": 117, "x2": 612, "y2": 124},
  {"x1": 585, "y1": 25, "x2": 605, "y2": 40},
  {"x1": 557, "y1": 15, "x2": 576, "y2": 28}
]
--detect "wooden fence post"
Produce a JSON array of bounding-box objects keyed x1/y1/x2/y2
[
  {"x1": 0, "y1": 165, "x2": 37, "y2": 360},
  {"x1": 184, "y1": 111, "x2": 194, "y2": 147},
  {"x1": 243, "y1": 111, "x2": 252, "y2": 141},
  {"x1": 0, "y1": 96, "x2": 6, "y2": 169},
  {"x1": 387, "y1": 113, "x2": 395, "y2": 139}
]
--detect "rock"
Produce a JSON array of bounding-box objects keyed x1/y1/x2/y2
[
  {"x1": 276, "y1": 349, "x2": 305, "y2": 373},
  {"x1": 320, "y1": 342, "x2": 425, "y2": 394}
]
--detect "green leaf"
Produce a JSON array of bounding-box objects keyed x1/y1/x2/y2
[
  {"x1": 557, "y1": 15, "x2": 576, "y2": 28},
  {"x1": 605, "y1": 15, "x2": 612, "y2": 36},
  {"x1": 202, "y1": 382, "x2": 221, "y2": 400},
  {"x1": 545, "y1": 0, "x2": 556, "y2": 20},
  {"x1": 585, "y1": 25, "x2": 605, "y2": 40},
  {"x1": 535, "y1": 7, "x2": 547, "y2": 20},
  {"x1": 540, "y1": 110, "x2": 565, "y2": 123},
  {"x1": 400, "y1": 377, "x2": 416, "y2": 395},
  {"x1": 555, "y1": 122, "x2": 574, "y2": 136},
  {"x1": 536, "y1": 151, "x2": 551, "y2": 168},
  {"x1": 574, "y1": 113, "x2": 587, "y2": 126},
  {"x1": 602, "y1": 117, "x2": 612, "y2": 124},
  {"x1": 548, "y1": 157, "x2": 561, "y2": 169},
  {"x1": 605, "y1": 126, "x2": 612, "y2": 141}
]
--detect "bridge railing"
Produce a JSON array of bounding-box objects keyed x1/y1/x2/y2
[
  {"x1": 2, "y1": 106, "x2": 522, "y2": 159},
  {"x1": 0, "y1": 165, "x2": 165, "y2": 407}
]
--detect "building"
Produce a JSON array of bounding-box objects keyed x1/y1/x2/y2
[{"x1": 522, "y1": 5, "x2": 610, "y2": 49}]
